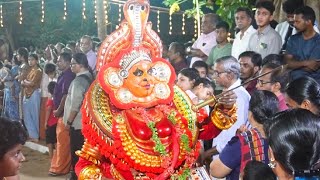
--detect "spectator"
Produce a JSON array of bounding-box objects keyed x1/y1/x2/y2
[
  {"x1": 239, "y1": 51, "x2": 262, "y2": 95},
  {"x1": 265, "y1": 109, "x2": 320, "y2": 180},
  {"x1": 207, "y1": 21, "x2": 232, "y2": 68},
  {"x1": 210, "y1": 90, "x2": 278, "y2": 180},
  {"x1": 0, "y1": 117, "x2": 27, "y2": 180},
  {"x1": 176, "y1": 68, "x2": 200, "y2": 92},
  {"x1": 256, "y1": 63, "x2": 289, "y2": 111},
  {"x1": 202, "y1": 56, "x2": 250, "y2": 166},
  {"x1": 232, "y1": 7, "x2": 256, "y2": 59},
  {"x1": 284, "y1": 6, "x2": 320, "y2": 84},
  {"x1": 55, "y1": 42, "x2": 65, "y2": 55},
  {"x1": 80, "y1": 35, "x2": 96, "y2": 73},
  {"x1": 66, "y1": 41, "x2": 77, "y2": 55},
  {"x1": 21, "y1": 54, "x2": 42, "y2": 142},
  {"x1": 64, "y1": 53, "x2": 93, "y2": 180},
  {"x1": 192, "y1": 60, "x2": 209, "y2": 79},
  {"x1": 167, "y1": 42, "x2": 188, "y2": 75},
  {"x1": 262, "y1": 54, "x2": 284, "y2": 66},
  {"x1": 187, "y1": 13, "x2": 220, "y2": 67},
  {"x1": 285, "y1": 76, "x2": 320, "y2": 116},
  {"x1": 45, "y1": 81, "x2": 58, "y2": 159},
  {"x1": 248, "y1": 1, "x2": 282, "y2": 58},
  {"x1": 241, "y1": 160, "x2": 276, "y2": 180},
  {"x1": 48, "y1": 52, "x2": 75, "y2": 176},
  {"x1": 275, "y1": 0, "x2": 319, "y2": 52}
]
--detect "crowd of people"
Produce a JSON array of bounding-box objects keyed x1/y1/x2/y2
[{"x1": 0, "y1": 0, "x2": 320, "y2": 179}]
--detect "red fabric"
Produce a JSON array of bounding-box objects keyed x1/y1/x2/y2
[
  {"x1": 198, "y1": 121, "x2": 221, "y2": 140},
  {"x1": 46, "y1": 99, "x2": 58, "y2": 127}
]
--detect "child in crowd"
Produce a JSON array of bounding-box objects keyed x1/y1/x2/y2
[
  {"x1": 45, "y1": 81, "x2": 58, "y2": 159},
  {"x1": 0, "y1": 117, "x2": 27, "y2": 180},
  {"x1": 241, "y1": 160, "x2": 276, "y2": 180},
  {"x1": 176, "y1": 68, "x2": 200, "y2": 92}
]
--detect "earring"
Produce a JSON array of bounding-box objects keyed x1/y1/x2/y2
[{"x1": 268, "y1": 158, "x2": 277, "y2": 169}]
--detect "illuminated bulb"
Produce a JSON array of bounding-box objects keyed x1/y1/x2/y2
[
  {"x1": 194, "y1": 19, "x2": 197, "y2": 38},
  {"x1": 104, "y1": 0, "x2": 108, "y2": 25},
  {"x1": 157, "y1": 10, "x2": 160, "y2": 33},
  {"x1": 0, "y1": 5, "x2": 3, "y2": 27},
  {"x1": 182, "y1": 13, "x2": 185, "y2": 35},
  {"x1": 82, "y1": 0, "x2": 86, "y2": 20},
  {"x1": 94, "y1": 0, "x2": 97, "y2": 23},
  {"x1": 19, "y1": 0, "x2": 23, "y2": 24},
  {"x1": 41, "y1": 0, "x2": 45, "y2": 22},
  {"x1": 63, "y1": 0, "x2": 67, "y2": 20},
  {"x1": 169, "y1": 14, "x2": 172, "y2": 35}
]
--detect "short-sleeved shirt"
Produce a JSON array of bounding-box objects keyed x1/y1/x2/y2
[
  {"x1": 247, "y1": 25, "x2": 282, "y2": 58},
  {"x1": 190, "y1": 31, "x2": 217, "y2": 67},
  {"x1": 232, "y1": 26, "x2": 256, "y2": 59},
  {"x1": 53, "y1": 68, "x2": 75, "y2": 109},
  {"x1": 207, "y1": 43, "x2": 232, "y2": 66},
  {"x1": 286, "y1": 33, "x2": 320, "y2": 83},
  {"x1": 46, "y1": 99, "x2": 58, "y2": 127}
]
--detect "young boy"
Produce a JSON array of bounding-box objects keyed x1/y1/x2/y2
[
  {"x1": 248, "y1": 1, "x2": 282, "y2": 58},
  {"x1": 45, "y1": 81, "x2": 58, "y2": 159}
]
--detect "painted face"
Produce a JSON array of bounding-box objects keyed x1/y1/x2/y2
[
  {"x1": 256, "y1": 67, "x2": 273, "y2": 91},
  {"x1": 235, "y1": 11, "x2": 252, "y2": 31},
  {"x1": 0, "y1": 144, "x2": 25, "y2": 177},
  {"x1": 123, "y1": 60, "x2": 156, "y2": 97},
  {"x1": 176, "y1": 74, "x2": 194, "y2": 91},
  {"x1": 255, "y1": 8, "x2": 273, "y2": 28},
  {"x1": 240, "y1": 56, "x2": 255, "y2": 80}
]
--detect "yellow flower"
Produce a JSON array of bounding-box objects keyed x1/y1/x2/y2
[{"x1": 169, "y1": 3, "x2": 180, "y2": 15}]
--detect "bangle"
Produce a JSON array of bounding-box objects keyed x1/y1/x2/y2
[{"x1": 67, "y1": 121, "x2": 73, "y2": 126}]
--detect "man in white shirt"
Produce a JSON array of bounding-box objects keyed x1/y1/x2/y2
[
  {"x1": 232, "y1": 7, "x2": 257, "y2": 60},
  {"x1": 275, "y1": 0, "x2": 319, "y2": 52},
  {"x1": 201, "y1": 56, "x2": 250, "y2": 166},
  {"x1": 80, "y1": 35, "x2": 97, "y2": 73},
  {"x1": 187, "y1": 13, "x2": 220, "y2": 67}
]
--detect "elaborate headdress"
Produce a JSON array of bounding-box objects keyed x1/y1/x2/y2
[{"x1": 96, "y1": 0, "x2": 175, "y2": 109}]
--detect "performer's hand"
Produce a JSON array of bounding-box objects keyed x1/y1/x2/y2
[{"x1": 218, "y1": 90, "x2": 237, "y2": 109}]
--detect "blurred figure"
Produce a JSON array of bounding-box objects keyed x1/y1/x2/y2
[{"x1": 167, "y1": 42, "x2": 188, "y2": 75}]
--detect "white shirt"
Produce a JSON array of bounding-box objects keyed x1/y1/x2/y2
[
  {"x1": 86, "y1": 50, "x2": 97, "y2": 72},
  {"x1": 190, "y1": 31, "x2": 217, "y2": 67},
  {"x1": 275, "y1": 21, "x2": 320, "y2": 45},
  {"x1": 211, "y1": 79, "x2": 250, "y2": 153},
  {"x1": 231, "y1": 25, "x2": 256, "y2": 59}
]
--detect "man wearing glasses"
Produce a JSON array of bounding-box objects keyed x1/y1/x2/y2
[
  {"x1": 202, "y1": 56, "x2": 250, "y2": 167},
  {"x1": 256, "y1": 63, "x2": 288, "y2": 111}
]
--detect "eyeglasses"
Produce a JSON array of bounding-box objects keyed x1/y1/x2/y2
[
  {"x1": 257, "y1": 79, "x2": 273, "y2": 86},
  {"x1": 212, "y1": 71, "x2": 228, "y2": 77}
]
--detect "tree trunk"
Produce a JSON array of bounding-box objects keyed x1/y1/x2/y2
[{"x1": 96, "y1": 0, "x2": 107, "y2": 41}]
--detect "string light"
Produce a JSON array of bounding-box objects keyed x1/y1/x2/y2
[
  {"x1": 194, "y1": 19, "x2": 197, "y2": 38},
  {"x1": 104, "y1": 0, "x2": 108, "y2": 25},
  {"x1": 169, "y1": 14, "x2": 172, "y2": 35},
  {"x1": 63, "y1": 0, "x2": 67, "y2": 20},
  {"x1": 94, "y1": 0, "x2": 97, "y2": 23},
  {"x1": 157, "y1": 10, "x2": 160, "y2": 33},
  {"x1": 116, "y1": 3, "x2": 122, "y2": 28},
  {"x1": 0, "y1": 5, "x2": 3, "y2": 27},
  {"x1": 182, "y1": 13, "x2": 185, "y2": 35},
  {"x1": 82, "y1": 0, "x2": 86, "y2": 20},
  {"x1": 19, "y1": 0, "x2": 23, "y2": 24},
  {"x1": 41, "y1": 0, "x2": 45, "y2": 22}
]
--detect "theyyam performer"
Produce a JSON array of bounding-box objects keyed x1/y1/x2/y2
[{"x1": 75, "y1": 0, "x2": 237, "y2": 179}]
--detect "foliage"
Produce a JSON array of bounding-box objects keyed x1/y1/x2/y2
[{"x1": 215, "y1": 0, "x2": 255, "y2": 26}]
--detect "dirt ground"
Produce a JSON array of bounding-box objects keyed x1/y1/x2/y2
[{"x1": 19, "y1": 146, "x2": 67, "y2": 180}]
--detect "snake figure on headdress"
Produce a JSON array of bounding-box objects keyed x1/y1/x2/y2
[{"x1": 75, "y1": 0, "x2": 237, "y2": 179}]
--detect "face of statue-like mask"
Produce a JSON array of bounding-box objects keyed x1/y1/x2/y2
[{"x1": 123, "y1": 60, "x2": 155, "y2": 98}]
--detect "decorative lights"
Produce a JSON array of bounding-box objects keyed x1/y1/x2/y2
[
  {"x1": 41, "y1": 0, "x2": 45, "y2": 22},
  {"x1": 157, "y1": 10, "x2": 160, "y2": 33},
  {"x1": 116, "y1": 3, "x2": 122, "y2": 28},
  {"x1": 104, "y1": 0, "x2": 108, "y2": 25},
  {"x1": 194, "y1": 19, "x2": 197, "y2": 38},
  {"x1": 63, "y1": 0, "x2": 67, "y2": 20},
  {"x1": 169, "y1": 14, "x2": 172, "y2": 35},
  {"x1": 82, "y1": 0, "x2": 86, "y2": 20},
  {"x1": 182, "y1": 13, "x2": 185, "y2": 35},
  {"x1": 0, "y1": 5, "x2": 3, "y2": 27},
  {"x1": 94, "y1": 0, "x2": 97, "y2": 23},
  {"x1": 19, "y1": 0, "x2": 23, "y2": 24}
]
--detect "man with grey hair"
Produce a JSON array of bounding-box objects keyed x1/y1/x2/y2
[
  {"x1": 201, "y1": 56, "x2": 250, "y2": 167},
  {"x1": 187, "y1": 13, "x2": 220, "y2": 67},
  {"x1": 80, "y1": 35, "x2": 96, "y2": 73}
]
